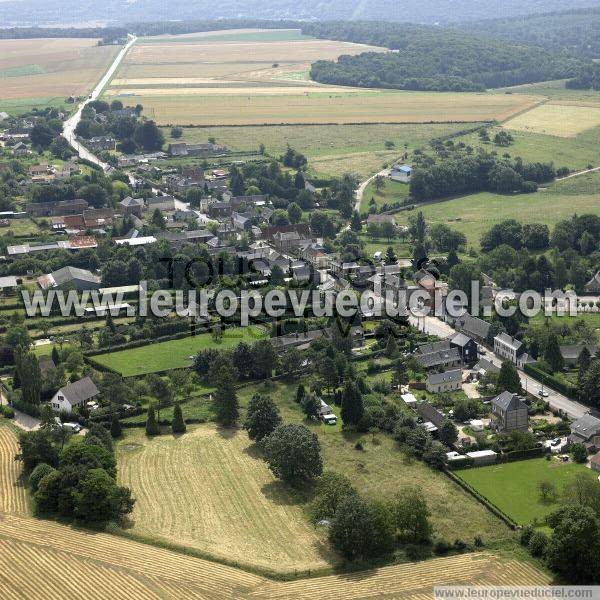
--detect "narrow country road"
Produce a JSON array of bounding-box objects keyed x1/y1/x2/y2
[
  {"x1": 62, "y1": 35, "x2": 137, "y2": 171},
  {"x1": 556, "y1": 165, "x2": 600, "y2": 181},
  {"x1": 354, "y1": 168, "x2": 390, "y2": 213},
  {"x1": 409, "y1": 313, "x2": 588, "y2": 420}
]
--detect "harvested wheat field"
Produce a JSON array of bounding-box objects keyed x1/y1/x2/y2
[
  {"x1": 504, "y1": 101, "x2": 600, "y2": 137},
  {"x1": 0, "y1": 422, "x2": 27, "y2": 516},
  {"x1": 0, "y1": 514, "x2": 552, "y2": 599},
  {"x1": 109, "y1": 30, "x2": 540, "y2": 125},
  {"x1": 118, "y1": 425, "x2": 330, "y2": 574},
  {"x1": 0, "y1": 38, "x2": 118, "y2": 102}
]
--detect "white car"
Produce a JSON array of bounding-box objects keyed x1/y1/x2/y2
[
  {"x1": 537, "y1": 390, "x2": 549, "y2": 398},
  {"x1": 63, "y1": 423, "x2": 82, "y2": 433}
]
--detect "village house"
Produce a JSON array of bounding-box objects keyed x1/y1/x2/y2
[
  {"x1": 453, "y1": 313, "x2": 492, "y2": 345},
  {"x1": 415, "y1": 340, "x2": 462, "y2": 370},
  {"x1": 119, "y1": 196, "x2": 144, "y2": 218},
  {"x1": 87, "y1": 136, "x2": 116, "y2": 152},
  {"x1": 426, "y1": 369, "x2": 462, "y2": 394},
  {"x1": 167, "y1": 142, "x2": 227, "y2": 157},
  {"x1": 13, "y1": 142, "x2": 28, "y2": 156},
  {"x1": 569, "y1": 414, "x2": 600, "y2": 451},
  {"x1": 490, "y1": 391, "x2": 529, "y2": 432},
  {"x1": 417, "y1": 402, "x2": 445, "y2": 435},
  {"x1": 584, "y1": 272, "x2": 600, "y2": 294},
  {"x1": 272, "y1": 230, "x2": 310, "y2": 253},
  {"x1": 366, "y1": 214, "x2": 396, "y2": 226},
  {"x1": 390, "y1": 164, "x2": 412, "y2": 183},
  {"x1": 38, "y1": 266, "x2": 101, "y2": 291},
  {"x1": 494, "y1": 333, "x2": 525, "y2": 366},
  {"x1": 559, "y1": 344, "x2": 598, "y2": 368},
  {"x1": 50, "y1": 376, "x2": 100, "y2": 413},
  {"x1": 26, "y1": 198, "x2": 88, "y2": 218},
  {"x1": 147, "y1": 196, "x2": 176, "y2": 212},
  {"x1": 449, "y1": 332, "x2": 478, "y2": 365}
]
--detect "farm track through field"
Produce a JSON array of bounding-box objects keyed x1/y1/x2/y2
[{"x1": 0, "y1": 424, "x2": 27, "y2": 515}]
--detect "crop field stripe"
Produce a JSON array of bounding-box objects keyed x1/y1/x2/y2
[{"x1": 0, "y1": 424, "x2": 27, "y2": 515}]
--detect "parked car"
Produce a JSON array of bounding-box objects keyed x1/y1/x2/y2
[
  {"x1": 63, "y1": 423, "x2": 82, "y2": 433},
  {"x1": 538, "y1": 389, "x2": 549, "y2": 398}
]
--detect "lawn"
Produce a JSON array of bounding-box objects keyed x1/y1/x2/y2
[
  {"x1": 117, "y1": 424, "x2": 330, "y2": 575},
  {"x1": 395, "y1": 172, "x2": 600, "y2": 250},
  {"x1": 91, "y1": 326, "x2": 267, "y2": 376},
  {"x1": 456, "y1": 458, "x2": 591, "y2": 525},
  {"x1": 361, "y1": 178, "x2": 411, "y2": 213}
]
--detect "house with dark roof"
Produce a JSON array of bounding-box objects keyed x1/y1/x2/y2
[
  {"x1": 473, "y1": 358, "x2": 500, "y2": 378},
  {"x1": 569, "y1": 414, "x2": 600, "y2": 449},
  {"x1": 415, "y1": 341, "x2": 461, "y2": 370},
  {"x1": 50, "y1": 376, "x2": 100, "y2": 413},
  {"x1": 426, "y1": 369, "x2": 462, "y2": 394},
  {"x1": 584, "y1": 272, "x2": 600, "y2": 294},
  {"x1": 491, "y1": 391, "x2": 529, "y2": 432},
  {"x1": 37, "y1": 267, "x2": 101, "y2": 291},
  {"x1": 119, "y1": 196, "x2": 144, "y2": 218},
  {"x1": 559, "y1": 344, "x2": 597, "y2": 368},
  {"x1": 454, "y1": 313, "x2": 492, "y2": 345},
  {"x1": 450, "y1": 332, "x2": 477, "y2": 365},
  {"x1": 494, "y1": 333, "x2": 525, "y2": 366},
  {"x1": 417, "y1": 402, "x2": 445, "y2": 434}
]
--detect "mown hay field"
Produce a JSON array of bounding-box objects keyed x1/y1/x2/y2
[
  {"x1": 108, "y1": 30, "x2": 540, "y2": 126},
  {"x1": 0, "y1": 514, "x2": 552, "y2": 599},
  {"x1": 117, "y1": 425, "x2": 331, "y2": 575},
  {"x1": 503, "y1": 101, "x2": 600, "y2": 137},
  {"x1": 114, "y1": 90, "x2": 540, "y2": 126},
  {"x1": 0, "y1": 38, "x2": 118, "y2": 109},
  {"x1": 0, "y1": 421, "x2": 27, "y2": 516}
]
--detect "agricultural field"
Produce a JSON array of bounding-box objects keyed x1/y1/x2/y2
[
  {"x1": 161, "y1": 122, "x2": 476, "y2": 179},
  {"x1": 361, "y1": 178, "x2": 411, "y2": 213},
  {"x1": 91, "y1": 327, "x2": 267, "y2": 376},
  {"x1": 503, "y1": 101, "x2": 600, "y2": 137},
  {"x1": 106, "y1": 30, "x2": 540, "y2": 126},
  {"x1": 394, "y1": 171, "x2": 600, "y2": 250},
  {"x1": 456, "y1": 458, "x2": 591, "y2": 525},
  {"x1": 0, "y1": 38, "x2": 118, "y2": 114},
  {"x1": 0, "y1": 422, "x2": 28, "y2": 516},
  {"x1": 118, "y1": 425, "x2": 330, "y2": 574},
  {"x1": 0, "y1": 514, "x2": 551, "y2": 598}
]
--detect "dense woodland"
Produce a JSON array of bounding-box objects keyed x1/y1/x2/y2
[
  {"x1": 457, "y1": 8, "x2": 600, "y2": 59},
  {"x1": 308, "y1": 23, "x2": 585, "y2": 91}
]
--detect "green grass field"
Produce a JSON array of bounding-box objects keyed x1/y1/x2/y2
[
  {"x1": 92, "y1": 327, "x2": 267, "y2": 376},
  {"x1": 497, "y1": 79, "x2": 600, "y2": 103},
  {"x1": 395, "y1": 172, "x2": 600, "y2": 250},
  {"x1": 361, "y1": 178, "x2": 411, "y2": 213},
  {"x1": 0, "y1": 97, "x2": 69, "y2": 115},
  {"x1": 140, "y1": 29, "x2": 311, "y2": 44},
  {"x1": 456, "y1": 458, "x2": 591, "y2": 525},
  {"x1": 455, "y1": 125, "x2": 599, "y2": 172}
]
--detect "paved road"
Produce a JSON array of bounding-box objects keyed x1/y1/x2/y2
[
  {"x1": 62, "y1": 36, "x2": 137, "y2": 171},
  {"x1": 409, "y1": 313, "x2": 588, "y2": 419},
  {"x1": 0, "y1": 390, "x2": 40, "y2": 431}
]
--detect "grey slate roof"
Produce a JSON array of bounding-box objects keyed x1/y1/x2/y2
[
  {"x1": 560, "y1": 344, "x2": 597, "y2": 361},
  {"x1": 456, "y1": 314, "x2": 491, "y2": 340},
  {"x1": 474, "y1": 358, "x2": 500, "y2": 374},
  {"x1": 417, "y1": 402, "x2": 446, "y2": 429},
  {"x1": 491, "y1": 391, "x2": 526, "y2": 412},
  {"x1": 450, "y1": 332, "x2": 473, "y2": 348},
  {"x1": 427, "y1": 369, "x2": 462, "y2": 386},
  {"x1": 495, "y1": 332, "x2": 523, "y2": 351},
  {"x1": 416, "y1": 348, "x2": 461, "y2": 369},
  {"x1": 51, "y1": 266, "x2": 100, "y2": 286},
  {"x1": 59, "y1": 376, "x2": 99, "y2": 406},
  {"x1": 571, "y1": 414, "x2": 600, "y2": 441}
]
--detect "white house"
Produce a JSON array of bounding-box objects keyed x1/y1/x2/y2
[
  {"x1": 493, "y1": 333, "x2": 525, "y2": 365},
  {"x1": 50, "y1": 377, "x2": 100, "y2": 413},
  {"x1": 390, "y1": 164, "x2": 412, "y2": 183},
  {"x1": 426, "y1": 369, "x2": 462, "y2": 394}
]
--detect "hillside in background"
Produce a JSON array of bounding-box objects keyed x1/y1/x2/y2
[
  {"x1": 456, "y1": 8, "x2": 600, "y2": 59},
  {"x1": 1, "y1": 0, "x2": 600, "y2": 26},
  {"x1": 307, "y1": 23, "x2": 585, "y2": 92}
]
